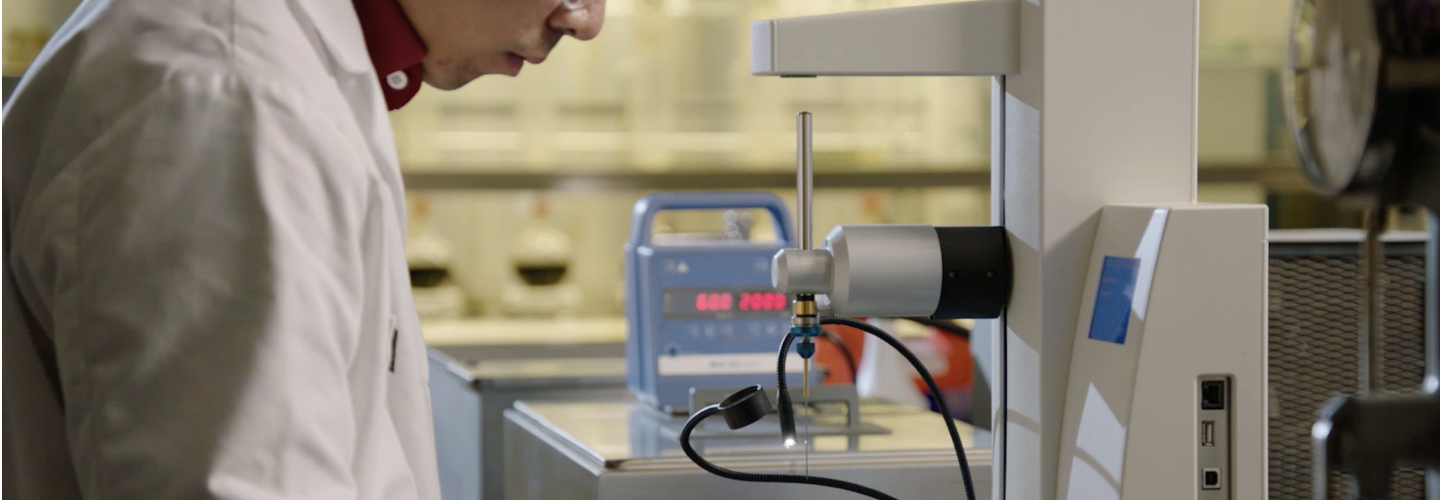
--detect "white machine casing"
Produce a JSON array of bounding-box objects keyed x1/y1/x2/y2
[
  {"x1": 1056, "y1": 204, "x2": 1267, "y2": 500},
  {"x1": 772, "y1": 224, "x2": 1011, "y2": 319},
  {"x1": 750, "y1": 0, "x2": 1018, "y2": 77},
  {"x1": 825, "y1": 225, "x2": 943, "y2": 318}
]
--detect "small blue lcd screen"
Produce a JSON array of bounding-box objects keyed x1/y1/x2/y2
[{"x1": 1088, "y1": 256, "x2": 1140, "y2": 345}]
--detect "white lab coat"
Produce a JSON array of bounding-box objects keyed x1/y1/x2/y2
[{"x1": 2, "y1": 0, "x2": 440, "y2": 497}]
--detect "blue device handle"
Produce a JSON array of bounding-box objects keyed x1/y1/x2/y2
[{"x1": 629, "y1": 192, "x2": 795, "y2": 247}]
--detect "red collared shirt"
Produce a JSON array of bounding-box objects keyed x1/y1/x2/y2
[{"x1": 352, "y1": 0, "x2": 426, "y2": 110}]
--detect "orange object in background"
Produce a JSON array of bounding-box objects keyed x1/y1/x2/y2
[
  {"x1": 813, "y1": 320, "x2": 976, "y2": 421},
  {"x1": 815, "y1": 324, "x2": 866, "y2": 384},
  {"x1": 922, "y1": 330, "x2": 973, "y2": 391},
  {"x1": 814, "y1": 322, "x2": 973, "y2": 392}
]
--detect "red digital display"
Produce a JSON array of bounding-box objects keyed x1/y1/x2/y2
[
  {"x1": 665, "y1": 289, "x2": 791, "y2": 319},
  {"x1": 691, "y1": 292, "x2": 789, "y2": 312},
  {"x1": 741, "y1": 292, "x2": 789, "y2": 311},
  {"x1": 694, "y1": 292, "x2": 732, "y2": 312}
]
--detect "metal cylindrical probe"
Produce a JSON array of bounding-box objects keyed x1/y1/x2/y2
[
  {"x1": 797, "y1": 111, "x2": 813, "y2": 251},
  {"x1": 794, "y1": 112, "x2": 816, "y2": 400},
  {"x1": 802, "y1": 346, "x2": 811, "y2": 398}
]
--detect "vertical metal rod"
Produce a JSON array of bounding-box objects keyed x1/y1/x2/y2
[
  {"x1": 1426, "y1": 210, "x2": 1439, "y2": 500},
  {"x1": 797, "y1": 111, "x2": 813, "y2": 250},
  {"x1": 1360, "y1": 205, "x2": 1387, "y2": 394},
  {"x1": 796, "y1": 111, "x2": 814, "y2": 401},
  {"x1": 1429, "y1": 210, "x2": 1439, "y2": 395}
]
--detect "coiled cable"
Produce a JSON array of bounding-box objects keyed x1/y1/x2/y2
[
  {"x1": 681, "y1": 317, "x2": 977, "y2": 500},
  {"x1": 679, "y1": 405, "x2": 898, "y2": 499}
]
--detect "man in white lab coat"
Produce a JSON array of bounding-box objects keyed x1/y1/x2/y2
[{"x1": 1, "y1": 0, "x2": 603, "y2": 497}]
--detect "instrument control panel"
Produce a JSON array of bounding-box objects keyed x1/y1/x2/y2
[{"x1": 624, "y1": 193, "x2": 802, "y2": 412}]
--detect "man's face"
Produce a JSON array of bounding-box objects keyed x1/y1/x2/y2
[{"x1": 403, "y1": 0, "x2": 606, "y2": 90}]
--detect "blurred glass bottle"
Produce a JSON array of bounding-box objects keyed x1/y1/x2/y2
[
  {"x1": 407, "y1": 197, "x2": 471, "y2": 319},
  {"x1": 502, "y1": 195, "x2": 584, "y2": 316}
]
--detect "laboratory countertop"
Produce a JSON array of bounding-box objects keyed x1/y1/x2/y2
[
  {"x1": 421, "y1": 316, "x2": 954, "y2": 347},
  {"x1": 464, "y1": 357, "x2": 627, "y2": 390},
  {"x1": 509, "y1": 398, "x2": 981, "y2": 470}
]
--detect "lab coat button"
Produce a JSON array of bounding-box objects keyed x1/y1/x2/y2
[{"x1": 386, "y1": 71, "x2": 409, "y2": 90}]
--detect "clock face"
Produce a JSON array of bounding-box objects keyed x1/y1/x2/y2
[{"x1": 1283, "y1": 0, "x2": 1384, "y2": 195}]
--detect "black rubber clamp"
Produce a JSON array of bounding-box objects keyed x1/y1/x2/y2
[{"x1": 718, "y1": 385, "x2": 773, "y2": 430}]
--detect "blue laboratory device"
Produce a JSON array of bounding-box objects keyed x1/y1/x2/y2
[{"x1": 624, "y1": 192, "x2": 803, "y2": 413}]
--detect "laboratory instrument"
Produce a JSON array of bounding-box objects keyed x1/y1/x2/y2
[
  {"x1": 624, "y1": 192, "x2": 802, "y2": 412},
  {"x1": 477, "y1": 0, "x2": 1439, "y2": 497},
  {"x1": 771, "y1": 223, "x2": 1011, "y2": 319},
  {"x1": 749, "y1": 1, "x2": 1274, "y2": 499},
  {"x1": 1054, "y1": 203, "x2": 1266, "y2": 500},
  {"x1": 672, "y1": 110, "x2": 997, "y2": 499},
  {"x1": 772, "y1": 113, "x2": 1261, "y2": 500},
  {"x1": 1283, "y1": 0, "x2": 1440, "y2": 498},
  {"x1": 773, "y1": 111, "x2": 1010, "y2": 402}
]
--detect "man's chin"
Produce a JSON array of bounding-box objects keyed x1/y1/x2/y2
[
  {"x1": 421, "y1": 68, "x2": 489, "y2": 91},
  {"x1": 422, "y1": 74, "x2": 470, "y2": 91}
]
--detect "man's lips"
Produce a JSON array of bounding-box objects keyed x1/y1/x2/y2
[
  {"x1": 505, "y1": 53, "x2": 547, "y2": 76},
  {"x1": 505, "y1": 53, "x2": 525, "y2": 76}
]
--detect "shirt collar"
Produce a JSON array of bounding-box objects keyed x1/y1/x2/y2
[{"x1": 351, "y1": 0, "x2": 427, "y2": 110}]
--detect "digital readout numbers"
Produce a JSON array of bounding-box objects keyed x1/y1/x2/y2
[{"x1": 694, "y1": 292, "x2": 789, "y2": 312}]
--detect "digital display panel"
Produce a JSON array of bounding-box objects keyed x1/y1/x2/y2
[
  {"x1": 1088, "y1": 256, "x2": 1139, "y2": 345},
  {"x1": 663, "y1": 289, "x2": 792, "y2": 319}
]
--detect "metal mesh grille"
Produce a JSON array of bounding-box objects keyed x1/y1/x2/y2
[{"x1": 1269, "y1": 247, "x2": 1429, "y2": 500}]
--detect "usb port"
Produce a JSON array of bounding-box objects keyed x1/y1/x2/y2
[
  {"x1": 1200, "y1": 420, "x2": 1215, "y2": 446},
  {"x1": 1201, "y1": 467, "x2": 1222, "y2": 490}
]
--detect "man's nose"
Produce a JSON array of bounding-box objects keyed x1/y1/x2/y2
[{"x1": 549, "y1": 0, "x2": 605, "y2": 41}]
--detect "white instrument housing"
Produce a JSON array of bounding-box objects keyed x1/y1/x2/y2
[
  {"x1": 1056, "y1": 203, "x2": 1268, "y2": 500},
  {"x1": 750, "y1": 0, "x2": 1019, "y2": 77}
]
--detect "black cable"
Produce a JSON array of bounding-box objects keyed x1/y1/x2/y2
[
  {"x1": 819, "y1": 317, "x2": 979, "y2": 500},
  {"x1": 776, "y1": 333, "x2": 798, "y2": 444},
  {"x1": 687, "y1": 319, "x2": 976, "y2": 500},
  {"x1": 901, "y1": 317, "x2": 972, "y2": 339},
  {"x1": 679, "y1": 405, "x2": 899, "y2": 500},
  {"x1": 819, "y1": 330, "x2": 859, "y2": 382}
]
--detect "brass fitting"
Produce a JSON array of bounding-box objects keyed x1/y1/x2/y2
[{"x1": 792, "y1": 299, "x2": 817, "y2": 317}]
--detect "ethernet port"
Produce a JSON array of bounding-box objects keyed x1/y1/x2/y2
[{"x1": 1201, "y1": 380, "x2": 1226, "y2": 410}]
